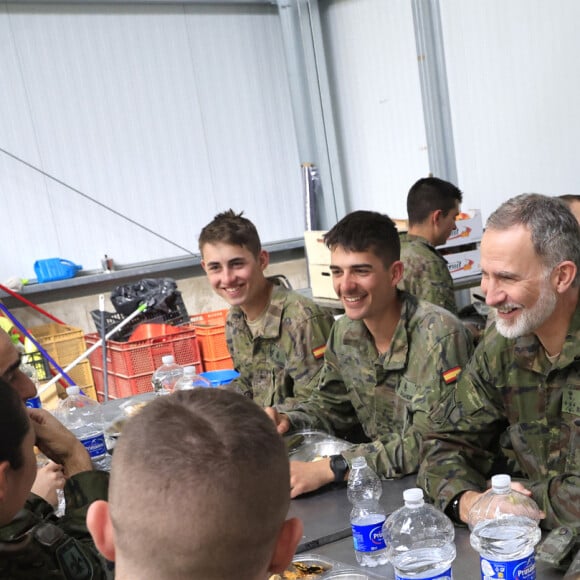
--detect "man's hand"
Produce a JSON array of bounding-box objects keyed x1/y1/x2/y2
[
  {"x1": 289, "y1": 459, "x2": 335, "y2": 499},
  {"x1": 28, "y1": 408, "x2": 93, "y2": 477},
  {"x1": 264, "y1": 407, "x2": 291, "y2": 435},
  {"x1": 460, "y1": 481, "x2": 545, "y2": 525},
  {"x1": 32, "y1": 461, "x2": 65, "y2": 506}
]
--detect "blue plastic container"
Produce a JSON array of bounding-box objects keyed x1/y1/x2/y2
[
  {"x1": 200, "y1": 369, "x2": 240, "y2": 387},
  {"x1": 34, "y1": 258, "x2": 82, "y2": 283}
]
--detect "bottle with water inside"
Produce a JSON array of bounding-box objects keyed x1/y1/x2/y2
[
  {"x1": 347, "y1": 456, "x2": 388, "y2": 567},
  {"x1": 384, "y1": 488, "x2": 456, "y2": 579},
  {"x1": 173, "y1": 365, "x2": 211, "y2": 391},
  {"x1": 151, "y1": 355, "x2": 183, "y2": 395},
  {"x1": 469, "y1": 474, "x2": 542, "y2": 580},
  {"x1": 57, "y1": 386, "x2": 112, "y2": 472}
]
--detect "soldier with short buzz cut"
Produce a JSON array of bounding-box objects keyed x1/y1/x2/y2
[
  {"x1": 418, "y1": 195, "x2": 580, "y2": 553},
  {"x1": 266, "y1": 210, "x2": 473, "y2": 497},
  {"x1": 398, "y1": 176, "x2": 463, "y2": 314},
  {"x1": 198, "y1": 209, "x2": 335, "y2": 408}
]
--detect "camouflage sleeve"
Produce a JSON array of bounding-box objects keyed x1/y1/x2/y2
[
  {"x1": 278, "y1": 310, "x2": 335, "y2": 408},
  {"x1": 342, "y1": 326, "x2": 474, "y2": 479},
  {"x1": 282, "y1": 343, "x2": 360, "y2": 436},
  {"x1": 59, "y1": 470, "x2": 109, "y2": 539},
  {"x1": 417, "y1": 345, "x2": 508, "y2": 511},
  {"x1": 529, "y1": 474, "x2": 580, "y2": 531}
]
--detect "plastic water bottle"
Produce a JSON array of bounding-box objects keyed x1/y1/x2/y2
[
  {"x1": 347, "y1": 456, "x2": 388, "y2": 567},
  {"x1": 469, "y1": 474, "x2": 542, "y2": 580},
  {"x1": 173, "y1": 365, "x2": 211, "y2": 391},
  {"x1": 57, "y1": 386, "x2": 112, "y2": 472},
  {"x1": 384, "y1": 488, "x2": 456, "y2": 579},
  {"x1": 151, "y1": 355, "x2": 183, "y2": 395}
]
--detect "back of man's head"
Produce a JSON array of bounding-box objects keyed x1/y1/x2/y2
[
  {"x1": 108, "y1": 389, "x2": 291, "y2": 580},
  {"x1": 198, "y1": 209, "x2": 262, "y2": 257},
  {"x1": 407, "y1": 177, "x2": 463, "y2": 226},
  {"x1": 487, "y1": 193, "x2": 580, "y2": 286},
  {"x1": 324, "y1": 210, "x2": 400, "y2": 268}
]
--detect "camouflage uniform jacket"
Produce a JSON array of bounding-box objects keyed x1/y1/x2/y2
[
  {"x1": 418, "y1": 307, "x2": 580, "y2": 531},
  {"x1": 226, "y1": 283, "x2": 335, "y2": 407},
  {"x1": 0, "y1": 470, "x2": 112, "y2": 579},
  {"x1": 398, "y1": 233, "x2": 457, "y2": 314},
  {"x1": 282, "y1": 292, "x2": 473, "y2": 478}
]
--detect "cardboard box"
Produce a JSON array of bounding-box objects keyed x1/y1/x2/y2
[
  {"x1": 309, "y1": 263, "x2": 338, "y2": 300},
  {"x1": 444, "y1": 249, "x2": 481, "y2": 280},
  {"x1": 438, "y1": 210, "x2": 483, "y2": 249},
  {"x1": 304, "y1": 230, "x2": 331, "y2": 265}
]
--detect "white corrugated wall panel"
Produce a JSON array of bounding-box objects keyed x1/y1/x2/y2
[
  {"x1": 441, "y1": 0, "x2": 580, "y2": 221},
  {"x1": 0, "y1": 3, "x2": 301, "y2": 282},
  {"x1": 320, "y1": 0, "x2": 429, "y2": 220}
]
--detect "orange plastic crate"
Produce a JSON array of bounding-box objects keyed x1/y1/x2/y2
[
  {"x1": 202, "y1": 356, "x2": 235, "y2": 371},
  {"x1": 86, "y1": 324, "x2": 201, "y2": 377},
  {"x1": 191, "y1": 309, "x2": 230, "y2": 361}
]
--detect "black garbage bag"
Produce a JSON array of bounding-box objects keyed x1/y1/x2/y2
[{"x1": 110, "y1": 278, "x2": 179, "y2": 316}]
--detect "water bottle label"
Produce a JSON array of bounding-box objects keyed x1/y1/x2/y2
[
  {"x1": 395, "y1": 568, "x2": 452, "y2": 580},
  {"x1": 25, "y1": 396, "x2": 42, "y2": 409},
  {"x1": 479, "y1": 553, "x2": 536, "y2": 580},
  {"x1": 351, "y1": 520, "x2": 386, "y2": 553},
  {"x1": 80, "y1": 433, "x2": 108, "y2": 459}
]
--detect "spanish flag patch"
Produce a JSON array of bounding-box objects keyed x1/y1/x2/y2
[
  {"x1": 312, "y1": 345, "x2": 327, "y2": 359},
  {"x1": 442, "y1": 366, "x2": 461, "y2": 384}
]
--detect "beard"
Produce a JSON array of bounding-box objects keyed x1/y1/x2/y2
[{"x1": 495, "y1": 279, "x2": 557, "y2": 339}]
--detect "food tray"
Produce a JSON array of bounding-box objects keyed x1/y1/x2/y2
[
  {"x1": 271, "y1": 553, "x2": 380, "y2": 579},
  {"x1": 285, "y1": 430, "x2": 352, "y2": 462}
]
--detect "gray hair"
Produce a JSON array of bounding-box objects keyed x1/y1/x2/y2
[{"x1": 486, "y1": 193, "x2": 580, "y2": 286}]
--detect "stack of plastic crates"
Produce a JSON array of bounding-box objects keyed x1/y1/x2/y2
[
  {"x1": 86, "y1": 323, "x2": 202, "y2": 401},
  {"x1": 190, "y1": 309, "x2": 234, "y2": 371},
  {"x1": 27, "y1": 323, "x2": 97, "y2": 408},
  {"x1": 90, "y1": 291, "x2": 189, "y2": 342}
]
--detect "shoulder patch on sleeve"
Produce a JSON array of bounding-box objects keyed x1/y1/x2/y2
[
  {"x1": 312, "y1": 344, "x2": 327, "y2": 359},
  {"x1": 442, "y1": 366, "x2": 461, "y2": 384}
]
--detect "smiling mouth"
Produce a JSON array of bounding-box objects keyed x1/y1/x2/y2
[
  {"x1": 342, "y1": 295, "x2": 365, "y2": 304},
  {"x1": 496, "y1": 304, "x2": 520, "y2": 315}
]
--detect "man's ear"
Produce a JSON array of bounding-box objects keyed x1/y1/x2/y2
[
  {"x1": 268, "y1": 517, "x2": 304, "y2": 574},
  {"x1": 87, "y1": 500, "x2": 116, "y2": 562},
  {"x1": 553, "y1": 260, "x2": 577, "y2": 293},
  {"x1": 259, "y1": 250, "x2": 270, "y2": 271},
  {"x1": 431, "y1": 208, "x2": 443, "y2": 225}
]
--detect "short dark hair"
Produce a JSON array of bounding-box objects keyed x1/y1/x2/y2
[
  {"x1": 323, "y1": 210, "x2": 400, "y2": 268},
  {"x1": 198, "y1": 209, "x2": 262, "y2": 257},
  {"x1": 110, "y1": 388, "x2": 290, "y2": 579},
  {"x1": 0, "y1": 380, "x2": 30, "y2": 470},
  {"x1": 407, "y1": 177, "x2": 463, "y2": 226},
  {"x1": 558, "y1": 194, "x2": 580, "y2": 205}
]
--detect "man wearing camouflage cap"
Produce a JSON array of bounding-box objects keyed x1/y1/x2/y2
[
  {"x1": 418, "y1": 194, "x2": 580, "y2": 546},
  {"x1": 398, "y1": 176, "x2": 462, "y2": 314},
  {"x1": 267, "y1": 210, "x2": 473, "y2": 497}
]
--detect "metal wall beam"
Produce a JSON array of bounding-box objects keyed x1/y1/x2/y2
[
  {"x1": 277, "y1": 0, "x2": 346, "y2": 229},
  {"x1": 411, "y1": 0, "x2": 458, "y2": 184}
]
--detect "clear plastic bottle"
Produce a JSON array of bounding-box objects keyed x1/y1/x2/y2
[
  {"x1": 151, "y1": 355, "x2": 183, "y2": 395},
  {"x1": 469, "y1": 474, "x2": 542, "y2": 580},
  {"x1": 347, "y1": 456, "x2": 388, "y2": 567},
  {"x1": 384, "y1": 488, "x2": 456, "y2": 579},
  {"x1": 57, "y1": 386, "x2": 112, "y2": 472},
  {"x1": 173, "y1": 365, "x2": 211, "y2": 391}
]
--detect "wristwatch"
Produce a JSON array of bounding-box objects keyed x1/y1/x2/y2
[
  {"x1": 329, "y1": 454, "x2": 349, "y2": 482},
  {"x1": 445, "y1": 491, "x2": 467, "y2": 525}
]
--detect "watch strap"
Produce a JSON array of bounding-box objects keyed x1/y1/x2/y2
[{"x1": 329, "y1": 454, "x2": 349, "y2": 483}]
